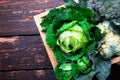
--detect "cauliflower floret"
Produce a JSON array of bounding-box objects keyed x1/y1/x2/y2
[{"x1": 97, "y1": 21, "x2": 120, "y2": 59}]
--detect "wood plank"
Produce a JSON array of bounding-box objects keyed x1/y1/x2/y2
[
  {"x1": 0, "y1": 0, "x2": 63, "y2": 36},
  {"x1": 34, "y1": 7, "x2": 120, "y2": 68},
  {"x1": 0, "y1": 64, "x2": 119, "y2": 80},
  {"x1": 0, "y1": 35, "x2": 52, "y2": 70},
  {"x1": 0, "y1": 69, "x2": 56, "y2": 80}
]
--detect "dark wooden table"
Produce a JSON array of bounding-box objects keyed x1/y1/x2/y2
[
  {"x1": 0, "y1": 0, "x2": 120, "y2": 80},
  {"x1": 0, "y1": 0, "x2": 63, "y2": 80}
]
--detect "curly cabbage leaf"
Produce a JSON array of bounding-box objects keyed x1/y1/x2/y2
[{"x1": 40, "y1": 8, "x2": 65, "y2": 31}]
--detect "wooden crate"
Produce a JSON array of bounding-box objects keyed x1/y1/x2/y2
[
  {"x1": 34, "y1": 11, "x2": 57, "y2": 68},
  {"x1": 33, "y1": 7, "x2": 120, "y2": 68}
]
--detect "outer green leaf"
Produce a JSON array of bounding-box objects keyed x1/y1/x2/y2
[
  {"x1": 78, "y1": 19, "x2": 93, "y2": 40},
  {"x1": 40, "y1": 8, "x2": 65, "y2": 31},
  {"x1": 46, "y1": 24, "x2": 57, "y2": 48},
  {"x1": 62, "y1": 49, "x2": 86, "y2": 61},
  {"x1": 90, "y1": 26, "x2": 104, "y2": 41},
  {"x1": 53, "y1": 47, "x2": 67, "y2": 63},
  {"x1": 67, "y1": 6, "x2": 94, "y2": 19},
  {"x1": 84, "y1": 41, "x2": 96, "y2": 54},
  {"x1": 52, "y1": 7, "x2": 86, "y2": 29},
  {"x1": 54, "y1": 64, "x2": 63, "y2": 80}
]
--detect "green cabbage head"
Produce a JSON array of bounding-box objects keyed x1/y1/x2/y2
[{"x1": 57, "y1": 21, "x2": 89, "y2": 55}]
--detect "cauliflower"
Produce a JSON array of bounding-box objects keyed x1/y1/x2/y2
[{"x1": 97, "y1": 21, "x2": 120, "y2": 59}]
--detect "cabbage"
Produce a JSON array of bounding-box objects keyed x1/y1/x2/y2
[
  {"x1": 57, "y1": 21, "x2": 88, "y2": 55},
  {"x1": 40, "y1": 0, "x2": 112, "y2": 80}
]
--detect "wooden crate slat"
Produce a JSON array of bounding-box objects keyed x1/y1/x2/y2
[
  {"x1": 34, "y1": 14, "x2": 58, "y2": 68},
  {"x1": 111, "y1": 56, "x2": 120, "y2": 64}
]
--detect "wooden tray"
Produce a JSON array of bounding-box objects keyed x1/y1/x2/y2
[{"x1": 33, "y1": 7, "x2": 120, "y2": 68}]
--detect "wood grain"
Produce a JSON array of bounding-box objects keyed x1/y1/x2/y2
[
  {"x1": 0, "y1": 36, "x2": 52, "y2": 70},
  {"x1": 0, "y1": 0, "x2": 63, "y2": 36},
  {"x1": 0, "y1": 69, "x2": 56, "y2": 80}
]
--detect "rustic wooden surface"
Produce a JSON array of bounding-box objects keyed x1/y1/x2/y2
[
  {"x1": 0, "y1": 0, "x2": 63, "y2": 80},
  {"x1": 0, "y1": 0, "x2": 120, "y2": 80}
]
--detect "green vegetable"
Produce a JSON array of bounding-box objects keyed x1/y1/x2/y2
[
  {"x1": 44, "y1": 5, "x2": 98, "y2": 61},
  {"x1": 77, "y1": 50, "x2": 111, "y2": 80},
  {"x1": 57, "y1": 21, "x2": 88, "y2": 55},
  {"x1": 54, "y1": 63, "x2": 79, "y2": 80},
  {"x1": 77, "y1": 56, "x2": 92, "y2": 74},
  {"x1": 40, "y1": 0, "x2": 112, "y2": 80}
]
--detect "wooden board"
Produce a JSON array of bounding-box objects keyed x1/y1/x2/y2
[
  {"x1": 33, "y1": 7, "x2": 120, "y2": 68},
  {"x1": 0, "y1": 70, "x2": 56, "y2": 80},
  {"x1": 0, "y1": 0, "x2": 63, "y2": 36},
  {"x1": 0, "y1": 36, "x2": 52, "y2": 70}
]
